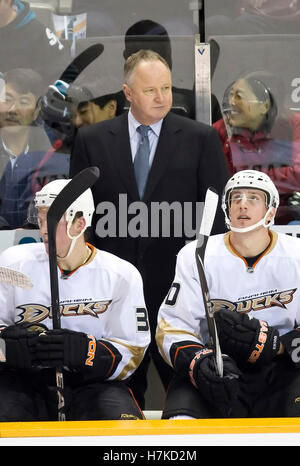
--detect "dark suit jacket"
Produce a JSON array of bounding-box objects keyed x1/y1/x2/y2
[{"x1": 70, "y1": 111, "x2": 229, "y2": 328}]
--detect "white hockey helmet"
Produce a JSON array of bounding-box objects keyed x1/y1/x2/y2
[
  {"x1": 34, "y1": 178, "x2": 95, "y2": 228},
  {"x1": 34, "y1": 179, "x2": 95, "y2": 256},
  {"x1": 222, "y1": 170, "x2": 279, "y2": 233}
]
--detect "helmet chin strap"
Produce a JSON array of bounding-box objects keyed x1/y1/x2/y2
[
  {"x1": 230, "y1": 207, "x2": 274, "y2": 233},
  {"x1": 58, "y1": 220, "x2": 86, "y2": 259}
]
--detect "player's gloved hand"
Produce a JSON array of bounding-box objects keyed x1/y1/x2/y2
[
  {"x1": 0, "y1": 322, "x2": 48, "y2": 369},
  {"x1": 36, "y1": 329, "x2": 121, "y2": 379},
  {"x1": 189, "y1": 348, "x2": 241, "y2": 412},
  {"x1": 214, "y1": 309, "x2": 280, "y2": 366},
  {"x1": 49, "y1": 79, "x2": 69, "y2": 99}
]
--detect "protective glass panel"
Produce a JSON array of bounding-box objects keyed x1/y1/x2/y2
[
  {"x1": 0, "y1": 0, "x2": 197, "y2": 234},
  {"x1": 205, "y1": 1, "x2": 300, "y2": 36},
  {"x1": 208, "y1": 33, "x2": 300, "y2": 225}
]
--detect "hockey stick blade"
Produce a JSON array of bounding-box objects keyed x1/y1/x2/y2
[
  {"x1": 60, "y1": 43, "x2": 104, "y2": 85},
  {"x1": 197, "y1": 187, "x2": 218, "y2": 255},
  {"x1": 0, "y1": 267, "x2": 33, "y2": 290},
  {"x1": 47, "y1": 166, "x2": 100, "y2": 421},
  {"x1": 195, "y1": 187, "x2": 223, "y2": 377}
]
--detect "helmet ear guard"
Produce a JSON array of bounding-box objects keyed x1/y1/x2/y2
[{"x1": 222, "y1": 170, "x2": 279, "y2": 233}]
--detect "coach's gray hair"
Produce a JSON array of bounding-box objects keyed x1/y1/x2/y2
[{"x1": 123, "y1": 49, "x2": 170, "y2": 85}]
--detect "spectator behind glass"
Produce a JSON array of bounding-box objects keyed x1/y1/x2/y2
[
  {"x1": 213, "y1": 71, "x2": 300, "y2": 224},
  {"x1": 68, "y1": 80, "x2": 125, "y2": 129},
  {"x1": 0, "y1": 0, "x2": 69, "y2": 85},
  {"x1": 236, "y1": 0, "x2": 300, "y2": 34},
  {"x1": 206, "y1": 0, "x2": 300, "y2": 36},
  {"x1": 0, "y1": 68, "x2": 70, "y2": 229},
  {"x1": 0, "y1": 68, "x2": 48, "y2": 175}
]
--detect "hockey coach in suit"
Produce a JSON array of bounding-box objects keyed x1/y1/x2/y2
[{"x1": 69, "y1": 49, "x2": 229, "y2": 409}]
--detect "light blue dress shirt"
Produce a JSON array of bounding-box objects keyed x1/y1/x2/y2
[{"x1": 128, "y1": 109, "x2": 163, "y2": 168}]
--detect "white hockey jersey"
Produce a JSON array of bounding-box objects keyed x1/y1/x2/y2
[
  {"x1": 0, "y1": 242, "x2": 150, "y2": 381},
  {"x1": 157, "y1": 230, "x2": 300, "y2": 366}
]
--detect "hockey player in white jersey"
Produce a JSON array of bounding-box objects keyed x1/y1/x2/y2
[
  {"x1": 0, "y1": 179, "x2": 150, "y2": 421},
  {"x1": 157, "y1": 169, "x2": 300, "y2": 418}
]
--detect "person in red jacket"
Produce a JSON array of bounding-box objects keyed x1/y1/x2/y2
[{"x1": 213, "y1": 71, "x2": 300, "y2": 224}]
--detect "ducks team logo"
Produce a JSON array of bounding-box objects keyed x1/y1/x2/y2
[
  {"x1": 212, "y1": 289, "x2": 297, "y2": 313},
  {"x1": 16, "y1": 299, "x2": 112, "y2": 324}
]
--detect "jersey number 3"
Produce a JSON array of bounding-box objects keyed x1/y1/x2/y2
[{"x1": 136, "y1": 308, "x2": 149, "y2": 332}]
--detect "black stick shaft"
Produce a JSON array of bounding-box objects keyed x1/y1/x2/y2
[{"x1": 195, "y1": 187, "x2": 223, "y2": 377}]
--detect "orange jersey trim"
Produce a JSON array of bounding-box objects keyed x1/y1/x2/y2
[
  {"x1": 58, "y1": 242, "x2": 96, "y2": 278},
  {"x1": 225, "y1": 230, "x2": 277, "y2": 270}
]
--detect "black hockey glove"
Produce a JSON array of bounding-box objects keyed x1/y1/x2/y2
[
  {"x1": 36, "y1": 329, "x2": 122, "y2": 379},
  {"x1": 189, "y1": 348, "x2": 241, "y2": 412},
  {"x1": 0, "y1": 322, "x2": 48, "y2": 369},
  {"x1": 214, "y1": 309, "x2": 280, "y2": 366}
]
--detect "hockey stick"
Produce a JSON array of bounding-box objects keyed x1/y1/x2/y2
[
  {"x1": 39, "y1": 43, "x2": 104, "y2": 126},
  {"x1": 195, "y1": 187, "x2": 223, "y2": 377},
  {"x1": 0, "y1": 267, "x2": 33, "y2": 290},
  {"x1": 60, "y1": 43, "x2": 104, "y2": 85},
  {"x1": 47, "y1": 166, "x2": 100, "y2": 420}
]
